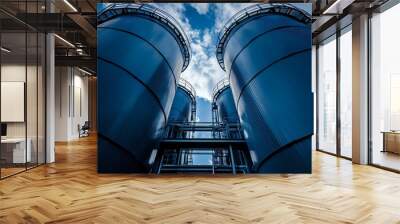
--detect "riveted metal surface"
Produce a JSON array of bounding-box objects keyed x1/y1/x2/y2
[
  {"x1": 97, "y1": 4, "x2": 189, "y2": 173},
  {"x1": 219, "y1": 4, "x2": 312, "y2": 173}
]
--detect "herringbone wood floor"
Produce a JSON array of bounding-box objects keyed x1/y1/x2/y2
[{"x1": 1, "y1": 135, "x2": 400, "y2": 224}]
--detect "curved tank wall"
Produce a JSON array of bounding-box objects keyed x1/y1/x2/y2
[
  {"x1": 166, "y1": 82, "x2": 195, "y2": 139},
  {"x1": 97, "y1": 4, "x2": 190, "y2": 173},
  {"x1": 217, "y1": 4, "x2": 313, "y2": 173},
  {"x1": 214, "y1": 86, "x2": 239, "y2": 124},
  {"x1": 168, "y1": 86, "x2": 194, "y2": 123}
]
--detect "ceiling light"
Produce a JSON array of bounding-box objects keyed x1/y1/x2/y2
[
  {"x1": 76, "y1": 48, "x2": 85, "y2": 56},
  {"x1": 1, "y1": 47, "x2": 11, "y2": 53},
  {"x1": 63, "y1": 0, "x2": 78, "y2": 12},
  {"x1": 78, "y1": 67, "x2": 92, "y2": 76},
  {"x1": 323, "y1": 0, "x2": 343, "y2": 14},
  {"x1": 54, "y1": 34, "x2": 75, "y2": 48}
]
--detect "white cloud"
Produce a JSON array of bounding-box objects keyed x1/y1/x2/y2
[
  {"x1": 290, "y1": 3, "x2": 312, "y2": 14},
  {"x1": 180, "y1": 26, "x2": 226, "y2": 100},
  {"x1": 213, "y1": 3, "x2": 256, "y2": 31},
  {"x1": 181, "y1": 3, "x2": 258, "y2": 101},
  {"x1": 153, "y1": 3, "x2": 224, "y2": 101},
  {"x1": 153, "y1": 3, "x2": 257, "y2": 101},
  {"x1": 189, "y1": 3, "x2": 210, "y2": 15},
  {"x1": 202, "y1": 29, "x2": 212, "y2": 46}
]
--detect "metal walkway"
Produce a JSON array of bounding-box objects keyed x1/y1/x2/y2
[{"x1": 153, "y1": 122, "x2": 251, "y2": 174}]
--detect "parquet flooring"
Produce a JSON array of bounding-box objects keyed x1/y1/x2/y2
[{"x1": 1, "y1": 135, "x2": 400, "y2": 223}]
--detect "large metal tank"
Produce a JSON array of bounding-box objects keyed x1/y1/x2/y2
[
  {"x1": 168, "y1": 79, "x2": 196, "y2": 123},
  {"x1": 97, "y1": 4, "x2": 191, "y2": 173},
  {"x1": 212, "y1": 79, "x2": 239, "y2": 124},
  {"x1": 216, "y1": 4, "x2": 313, "y2": 173},
  {"x1": 212, "y1": 79, "x2": 242, "y2": 140},
  {"x1": 166, "y1": 79, "x2": 196, "y2": 138}
]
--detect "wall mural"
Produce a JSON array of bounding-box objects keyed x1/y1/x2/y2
[{"x1": 97, "y1": 3, "x2": 313, "y2": 174}]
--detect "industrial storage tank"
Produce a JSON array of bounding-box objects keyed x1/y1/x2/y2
[
  {"x1": 97, "y1": 4, "x2": 191, "y2": 172},
  {"x1": 216, "y1": 4, "x2": 313, "y2": 173},
  {"x1": 212, "y1": 79, "x2": 240, "y2": 124},
  {"x1": 168, "y1": 79, "x2": 196, "y2": 123},
  {"x1": 212, "y1": 79, "x2": 242, "y2": 139},
  {"x1": 166, "y1": 79, "x2": 196, "y2": 138}
]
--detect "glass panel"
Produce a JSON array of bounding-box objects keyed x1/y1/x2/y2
[
  {"x1": 390, "y1": 75, "x2": 400, "y2": 130},
  {"x1": 318, "y1": 36, "x2": 337, "y2": 154},
  {"x1": 1, "y1": 30, "x2": 27, "y2": 177},
  {"x1": 371, "y1": 3, "x2": 400, "y2": 171},
  {"x1": 26, "y1": 0, "x2": 40, "y2": 170},
  {"x1": 0, "y1": 1, "x2": 46, "y2": 178},
  {"x1": 340, "y1": 28, "x2": 352, "y2": 158},
  {"x1": 27, "y1": 30, "x2": 38, "y2": 169}
]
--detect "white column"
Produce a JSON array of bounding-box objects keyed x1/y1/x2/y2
[
  {"x1": 352, "y1": 14, "x2": 369, "y2": 164},
  {"x1": 46, "y1": 32, "x2": 55, "y2": 163}
]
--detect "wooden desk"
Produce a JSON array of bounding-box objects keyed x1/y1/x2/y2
[
  {"x1": 1, "y1": 138, "x2": 31, "y2": 163},
  {"x1": 382, "y1": 131, "x2": 400, "y2": 154}
]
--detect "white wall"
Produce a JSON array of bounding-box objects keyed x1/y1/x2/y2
[
  {"x1": 72, "y1": 72, "x2": 89, "y2": 137},
  {"x1": 55, "y1": 66, "x2": 70, "y2": 141},
  {"x1": 1, "y1": 63, "x2": 46, "y2": 164},
  {"x1": 55, "y1": 66, "x2": 89, "y2": 141},
  {"x1": 1, "y1": 65, "x2": 27, "y2": 140},
  {"x1": 1, "y1": 65, "x2": 39, "y2": 138}
]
